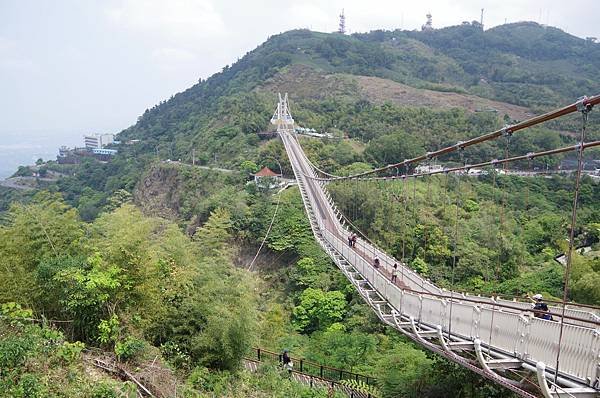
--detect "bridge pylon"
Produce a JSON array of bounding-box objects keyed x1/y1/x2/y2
[{"x1": 270, "y1": 93, "x2": 295, "y2": 132}]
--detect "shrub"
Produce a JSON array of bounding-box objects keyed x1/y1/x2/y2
[
  {"x1": 56, "y1": 341, "x2": 85, "y2": 364},
  {"x1": 90, "y1": 382, "x2": 118, "y2": 398},
  {"x1": 97, "y1": 315, "x2": 120, "y2": 345},
  {"x1": 16, "y1": 373, "x2": 45, "y2": 398},
  {"x1": 160, "y1": 341, "x2": 191, "y2": 369},
  {"x1": 0, "y1": 335, "x2": 37, "y2": 371},
  {"x1": 114, "y1": 337, "x2": 146, "y2": 362},
  {"x1": 1, "y1": 302, "x2": 33, "y2": 320}
]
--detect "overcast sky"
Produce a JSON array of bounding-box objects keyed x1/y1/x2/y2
[{"x1": 1, "y1": 0, "x2": 599, "y2": 136}]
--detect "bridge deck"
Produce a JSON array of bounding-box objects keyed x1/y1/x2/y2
[{"x1": 279, "y1": 129, "x2": 600, "y2": 398}]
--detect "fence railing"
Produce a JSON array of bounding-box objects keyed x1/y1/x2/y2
[{"x1": 249, "y1": 347, "x2": 376, "y2": 386}]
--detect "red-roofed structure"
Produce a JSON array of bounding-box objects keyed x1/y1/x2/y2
[
  {"x1": 254, "y1": 167, "x2": 282, "y2": 188},
  {"x1": 254, "y1": 167, "x2": 280, "y2": 177}
]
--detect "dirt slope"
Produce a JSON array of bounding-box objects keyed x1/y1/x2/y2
[{"x1": 261, "y1": 64, "x2": 533, "y2": 121}]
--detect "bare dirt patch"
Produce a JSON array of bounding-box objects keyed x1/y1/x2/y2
[
  {"x1": 260, "y1": 64, "x2": 534, "y2": 121},
  {"x1": 355, "y1": 76, "x2": 533, "y2": 121}
]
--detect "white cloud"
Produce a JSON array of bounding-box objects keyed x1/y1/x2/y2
[
  {"x1": 0, "y1": 36, "x2": 16, "y2": 52},
  {"x1": 151, "y1": 47, "x2": 201, "y2": 70},
  {"x1": 0, "y1": 36, "x2": 36, "y2": 72},
  {"x1": 105, "y1": 0, "x2": 227, "y2": 41}
]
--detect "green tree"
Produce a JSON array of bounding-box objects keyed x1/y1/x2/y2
[
  {"x1": 240, "y1": 160, "x2": 259, "y2": 176},
  {"x1": 376, "y1": 342, "x2": 432, "y2": 398},
  {"x1": 293, "y1": 288, "x2": 347, "y2": 333}
]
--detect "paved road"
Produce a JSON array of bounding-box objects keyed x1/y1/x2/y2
[
  {"x1": 0, "y1": 176, "x2": 58, "y2": 191},
  {"x1": 161, "y1": 160, "x2": 235, "y2": 173}
]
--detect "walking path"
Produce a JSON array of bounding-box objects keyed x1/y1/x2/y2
[{"x1": 243, "y1": 359, "x2": 370, "y2": 398}]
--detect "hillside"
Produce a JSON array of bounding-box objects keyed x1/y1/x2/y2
[
  {"x1": 114, "y1": 22, "x2": 599, "y2": 170},
  {"x1": 260, "y1": 64, "x2": 533, "y2": 120}
]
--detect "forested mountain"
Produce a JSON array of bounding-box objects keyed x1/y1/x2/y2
[
  {"x1": 1, "y1": 22, "x2": 600, "y2": 397},
  {"x1": 45, "y1": 21, "x2": 600, "y2": 222},
  {"x1": 122, "y1": 21, "x2": 600, "y2": 157}
]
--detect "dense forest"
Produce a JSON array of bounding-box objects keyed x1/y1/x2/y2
[{"x1": 1, "y1": 21, "x2": 600, "y2": 397}]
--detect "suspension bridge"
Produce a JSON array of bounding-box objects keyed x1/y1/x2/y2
[{"x1": 270, "y1": 93, "x2": 600, "y2": 398}]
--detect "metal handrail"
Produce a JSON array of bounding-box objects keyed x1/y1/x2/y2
[{"x1": 251, "y1": 347, "x2": 376, "y2": 385}]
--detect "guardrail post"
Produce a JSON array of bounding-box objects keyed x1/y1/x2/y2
[
  {"x1": 310, "y1": 376, "x2": 313, "y2": 388},
  {"x1": 300, "y1": 359, "x2": 304, "y2": 372},
  {"x1": 320, "y1": 365, "x2": 324, "y2": 377},
  {"x1": 257, "y1": 348, "x2": 261, "y2": 361}
]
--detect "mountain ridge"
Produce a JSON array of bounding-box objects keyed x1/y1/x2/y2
[{"x1": 119, "y1": 22, "x2": 600, "y2": 154}]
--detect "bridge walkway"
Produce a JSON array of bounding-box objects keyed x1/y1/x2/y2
[{"x1": 279, "y1": 127, "x2": 600, "y2": 398}]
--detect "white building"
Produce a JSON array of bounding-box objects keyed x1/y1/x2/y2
[
  {"x1": 92, "y1": 148, "x2": 118, "y2": 156},
  {"x1": 84, "y1": 133, "x2": 115, "y2": 149},
  {"x1": 415, "y1": 164, "x2": 444, "y2": 174}
]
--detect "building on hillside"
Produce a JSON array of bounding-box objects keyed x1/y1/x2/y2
[
  {"x1": 84, "y1": 133, "x2": 115, "y2": 149},
  {"x1": 254, "y1": 167, "x2": 281, "y2": 189},
  {"x1": 57, "y1": 145, "x2": 118, "y2": 164},
  {"x1": 92, "y1": 148, "x2": 118, "y2": 161},
  {"x1": 415, "y1": 164, "x2": 444, "y2": 174},
  {"x1": 57, "y1": 145, "x2": 87, "y2": 164}
]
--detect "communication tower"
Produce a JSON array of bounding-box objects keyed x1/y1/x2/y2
[
  {"x1": 338, "y1": 9, "x2": 346, "y2": 34},
  {"x1": 421, "y1": 13, "x2": 433, "y2": 31},
  {"x1": 480, "y1": 8, "x2": 484, "y2": 29}
]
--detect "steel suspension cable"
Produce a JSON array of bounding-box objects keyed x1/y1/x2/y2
[
  {"x1": 308, "y1": 140, "x2": 600, "y2": 184},
  {"x1": 402, "y1": 169, "x2": 409, "y2": 269},
  {"x1": 487, "y1": 169, "x2": 500, "y2": 355},
  {"x1": 309, "y1": 95, "x2": 600, "y2": 182},
  {"x1": 448, "y1": 152, "x2": 464, "y2": 340},
  {"x1": 412, "y1": 173, "x2": 418, "y2": 259},
  {"x1": 248, "y1": 191, "x2": 282, "y2": 271},
  {"x1": 423, "y1": 163, "x2": 432, "y2": 266},
  {"x1": 489, "y1": 133, "x2": 512, "y2": 353},
  {"x1": 554, "y1": 103, "x2": 593, "y2": 384}
]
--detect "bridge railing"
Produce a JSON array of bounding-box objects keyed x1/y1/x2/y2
[
  {"x1": 317, "y1": 171, "x2": 600, "y2": 320},
  {"x1": 250, "y1": 348, "x2": 376, "y2": 386},
  {"x1": 322, "y1": 226, "x2": 600, "y2": 387}
]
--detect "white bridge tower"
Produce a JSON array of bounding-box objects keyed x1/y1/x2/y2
[{"x1": 270, "y1": 93, "x2": 295, "y2": 132}]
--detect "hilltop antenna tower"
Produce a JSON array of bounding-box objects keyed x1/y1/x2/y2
[
  {"x1": 480, "y1": 8, "x2": 484, "y2": 29},
  {"x1": 338, "y1": 9, "x2": 346, "y2": 34},
  {"x1": 422, "y1": 13, "x2": 433, "y2": 31},
  {"x1": 270, "y1": 93, "x2": 295, "y2": 132}
]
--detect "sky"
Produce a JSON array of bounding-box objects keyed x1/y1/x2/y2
[{"x1": 1, "y1": 0, "x2": 599, "y2": 137}]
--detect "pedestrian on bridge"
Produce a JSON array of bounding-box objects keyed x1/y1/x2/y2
[
  {"x1": 391, "y1": 263, "x2": 398, "y2": 283},
  {"x1": 348, "y1": 234, "x2": 353, "y2": 247},
  {"x1": 351, "y1": 233, "x2": 357, "y2": 247},
  {"x1": 281, "y1": 349, "x2": 293, "y2": 375},
  {"x1": 531, "y1": 294, "x2": 553, "y2": 321}
]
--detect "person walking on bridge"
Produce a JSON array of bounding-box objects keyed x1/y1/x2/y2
[
  {"x1": 530, "y1": 294, "x2": 553, "y2": 320},
  {"x1": 391, "y1": 263, "x2": 398, "y2": 283},
  {"x1": 348, "y1": 234, "x2": 353, "y2": 247},
  {"x1": 351, "y1": 233, "x2": 357, "y2": 248}
]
